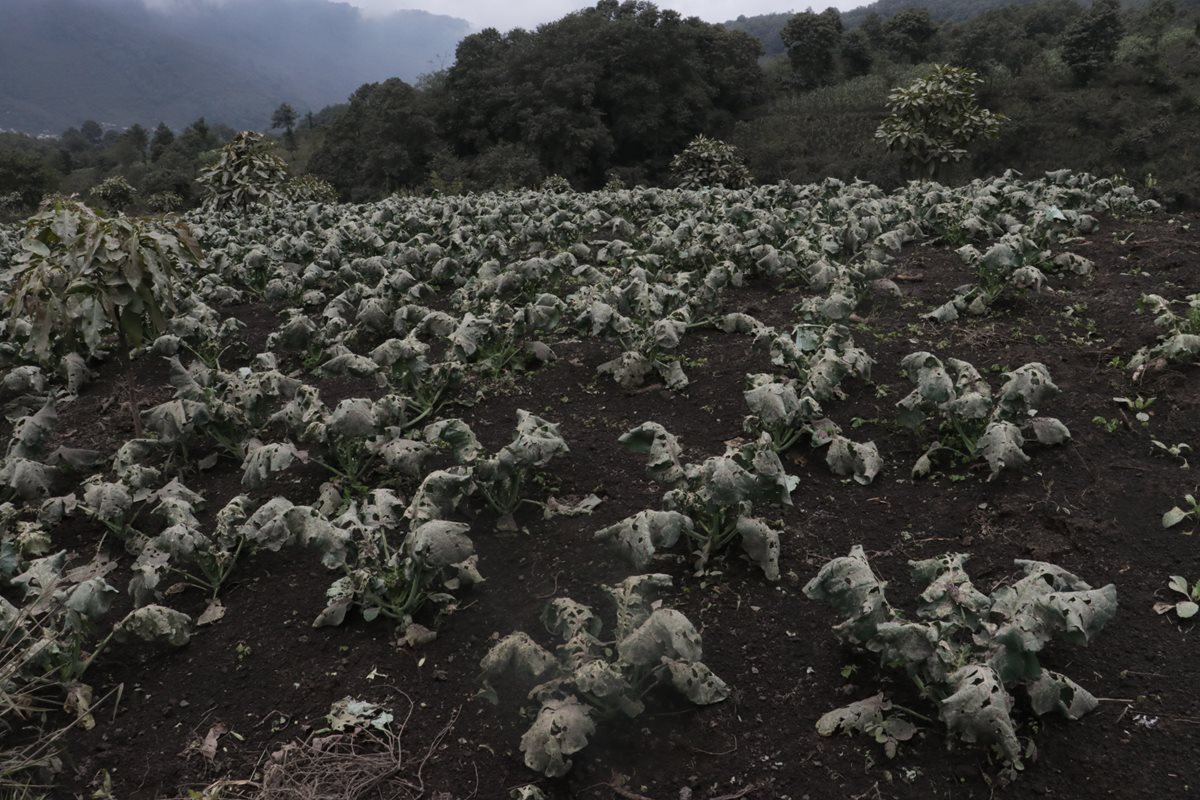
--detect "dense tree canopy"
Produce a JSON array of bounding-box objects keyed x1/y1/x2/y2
[
  {"x1": 440, "y1": 1, "x2": 764, "y2": 187},
  {"x1": 308, "y1": 78, "x2": 439, "y2": 200}
]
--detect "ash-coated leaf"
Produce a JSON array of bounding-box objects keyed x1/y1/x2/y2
[
  {"x1": 940, "y1": 664, "x2": 1022, "y2": 765},
  {"x1": 736, "y1": 516, "x2": 781, "y2": 581},
  {"x1": 617, "y1": 608, "x2": 703, "y2": 666},
  {"x1": 661, "y1": 658, "x2": 729, "y2": 705},
  {"x1": 594, "y1": 510, "x2": 692, "y2": 570},
  {"x1": 619, "y1": 422, "x2": 684, "y2": 485},
  {"x1": 605, "y1": 573, "x2": 674, "y2": 640},
  {"x1": 519, "y1": 696, "x2": 596, "y2": 777},
  {"x1": 113, "y1": 605, "x2": 192, "y2": 646},
  {"x1": 480, "y1": 632, "x2": 559, "y2": 687}
]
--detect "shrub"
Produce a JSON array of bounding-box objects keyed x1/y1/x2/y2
[
  {"x1": 876, "y1": 65, "x2": 1005, "y2": 178},
  {"x1": 87, "y1": 176, "x2": 136, "y2": 212},
  {"x1": 669, "y1": 135, "x2": 753, "y2": 190}
]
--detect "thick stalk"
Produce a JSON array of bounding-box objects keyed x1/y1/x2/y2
[{"x1": 116, "y1": 325, "x2": 142, "y2": 437}]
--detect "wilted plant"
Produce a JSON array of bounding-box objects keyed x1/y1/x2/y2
[
  {"x1": 197, "y1": 131, "x2": 290, "y2": 211},
  {"x1": 479, "y1": 574, "x2": 728, "y2": 777},
  {"x1": 896, "y1": 353, "x2": 1071, "y2": 479},
  {"x1": 669, "y1": 135, "x2": 752, "y2": 190},
  {"x1": 1130, "y1": 293, "x2": 1200, "y2": 372},
  {"x1": 313, "y1": 489, "x2": 481, "y2": 628},
  {"x1": 806, "y1": 546, "x2": 1117, "y2": 778},
  {"x1": 425, "y1": 411, "x2": 569, "y2": 528},
  {"x1": 608, "y1": 423, "x2": 795, "y2": 579}
]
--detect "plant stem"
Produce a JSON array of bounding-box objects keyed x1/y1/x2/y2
[{"x1": 116, "y1": 326, "x2": 142, "y2": 437}]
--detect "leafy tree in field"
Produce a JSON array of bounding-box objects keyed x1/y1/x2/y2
[
  {"x1": 875, "y1": 65, "x2": 1004, "y2": 178},
  {"x1": 1061, "y1": 0, "x2": 1125, "y2": 82},
  {"x1": 197, "y1": 131, "x2": 290, "y2": 211},
  {"x1": 271, "y1": 102, "x2": 299, "y2": 154},
  {"x1": 669, "y1": 135, "x2": 753, "y2": 189},
  {"x1": 89, "y1": 175, "x2": 137, "y2": 212},
  {"x1": 149, "y1": 123, "x2": 174, "y2": 162},
  {"x1": 308, "y1": 78, "x2": 438, "y2": 200},
  {"x1": 781, "y1": 8, "x2": 844, "y2": 89}
]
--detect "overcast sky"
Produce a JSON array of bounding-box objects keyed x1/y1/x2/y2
[{"x1": 348, "y1": 1, "x2": 862, "y2": 31}]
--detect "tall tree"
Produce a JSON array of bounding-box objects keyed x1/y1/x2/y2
[
  {"x1": 781, "y1": 9, "x2": 844, "y2": 89},
  {"x1": 271, "y1": 102, "x2": 299, "y2": 154},
  {"x1": 308, "y1": 78, "x2": 439, "y2": 200},
  {"x1": 150, "y1": 123, "x2": 175, "y2": 162},
  {"x1": 1061, "y1": 0, "x2": 1124, "y2": 82},
  {"x1": 884, "y1": 8, "x2": 938, "y2": 63},
  {"x1": 80, "y1": 119, "x2": 104, "y2": 146}
]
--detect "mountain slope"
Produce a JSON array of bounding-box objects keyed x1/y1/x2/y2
[{"x1": 0, "y1": 0, "x2": 469, "y2": 134}]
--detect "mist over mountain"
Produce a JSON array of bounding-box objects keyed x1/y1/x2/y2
[{"x1": 0, "y1": 0, "x2": 470, "y2": 134}]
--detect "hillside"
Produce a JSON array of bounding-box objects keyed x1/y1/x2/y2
[{"x1": 0, "y1": 0, "x2": 469, "y2": 133}]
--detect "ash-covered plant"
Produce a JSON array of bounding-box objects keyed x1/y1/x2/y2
[
  {"x1": 145, "y1": 191, "x2": 184, "y2": 213},
  {"x1": 4, "y1": 197, "x2": 200, "y2": 362},
  {"x1": 3, "y1": 197, "x2": 201, "y2": 434},
  {"x1": 928, "y1": 233, "x2": 1092, "y2": 321},
  {"x1": 479, "y1": 574, "x2": 728, "y2": 777},
  {"x1": 896, "y1": 353, "x2": 1071, "y2": 479},
  {"x1": 87, "y1": 176, "x2": 137, "y2": 213},
  {"x1": 805, "y1": 546, "x2": 1117, "y2": 779},
  {"x1": 576, "y1": 302, "x2": 692, "y2": 391},
  {"x1": 197, "y1": 131, "x2": 290, "y2": 211},
  {"x1": 313, "y1": 488, "x2": 482, "y2": 629},
  {"x1": 267, "y1": 391, "x2": 444, "y2": 497},
  {"x1": 742, "y1": 374, "x2": 882, "y2": 484},
  {"x1": 0, "y1": 548, "x2": 192, "y2": 733},
  {"x1": 286, "y1": 174, "x2": 340, "y2": 204},
  {"x1": 669, "y1": 135, "x2": 752, "y2": 190},
  {"x1": 0, "y1": 403, "x2": 103, "y2": 504},
  {"x1": 540, "y1": 175, "x2": 572, "y2": 193},
  {"x1": 1129, "y1": 293, "x2": 1200, "y2": 372},
  {"x1": 424, "y1": 411, "x2": 569, "y2": 528},
  {"x1": 606, "y1": 423, "x2": 795, "y2": 579}
]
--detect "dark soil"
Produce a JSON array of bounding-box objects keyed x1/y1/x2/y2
[{"x1": 42, "y1": 212, "x2": 1200, "y2": 799}]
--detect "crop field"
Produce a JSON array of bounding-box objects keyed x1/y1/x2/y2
[{"x1": 1, "y1": 174, "x2": 1198, "y2": 800}]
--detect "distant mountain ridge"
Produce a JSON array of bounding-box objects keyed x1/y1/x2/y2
[{"x1": 0, "y1": 0, "x2": 470, "y2": 134}]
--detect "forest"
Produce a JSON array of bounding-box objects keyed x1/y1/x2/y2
[{"x1": 2, "y1": 0, "x2": 1200, "y2": 214}]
